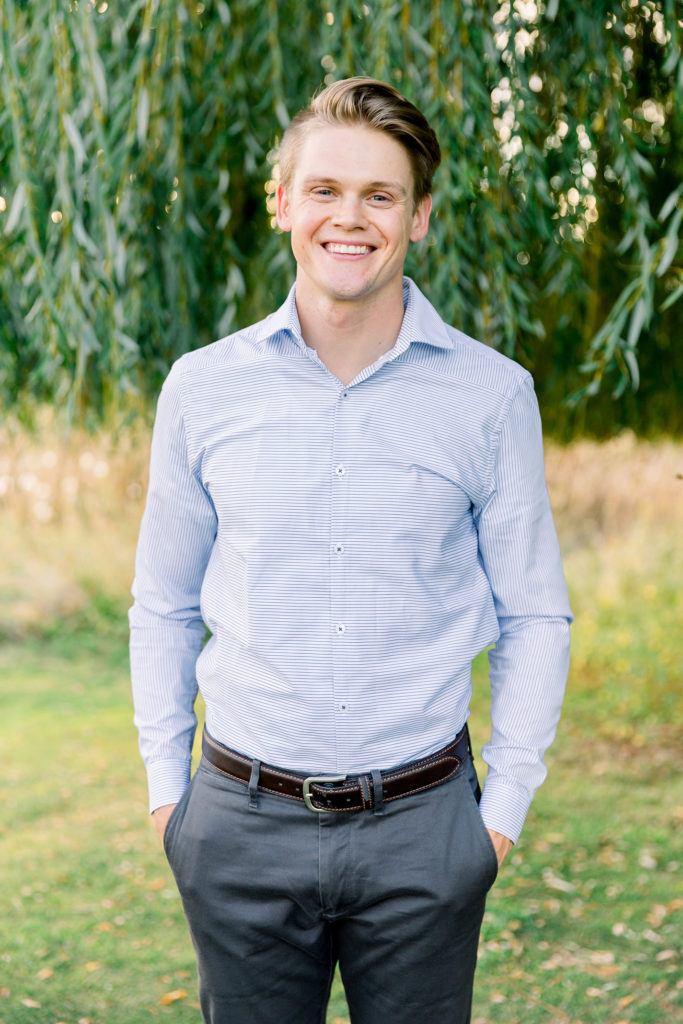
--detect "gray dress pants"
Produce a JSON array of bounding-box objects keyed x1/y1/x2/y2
[{"x1": 163, "y1": 751, "x2": 499, "y2": 1024}]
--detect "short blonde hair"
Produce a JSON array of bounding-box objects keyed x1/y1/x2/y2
[{"x1": 278, "y1": 77, "x2": 441, "y2": 206}]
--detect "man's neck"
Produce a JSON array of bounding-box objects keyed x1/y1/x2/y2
[{"x1": 295, "y1": 281, "x2": 406, "y2": 386}]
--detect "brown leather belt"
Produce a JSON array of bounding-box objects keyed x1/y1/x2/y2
[{"x1": 201, "y1": 726, "x2": 470, "y2": 813}]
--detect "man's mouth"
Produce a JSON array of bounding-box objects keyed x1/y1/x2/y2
[{"x1": 323, "y1": 242, "x2": 374, "y2": 255}]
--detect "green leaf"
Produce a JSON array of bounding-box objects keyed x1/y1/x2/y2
[
  {"x1": 631, "y1": 150, "x2": 654, "y2": 177},
  {"x1": 136, "y1": 86, "x2": 149, "y2": 146},
  {"x1": 4, "y1": 181, "x2": 27, "y2": 235},
  {"x1": 626, "y1": 297, "x2": 648, "y2": 350},
  {"x1": 656, "y1": 208, "x2": 682, "y2": 277},
  {"x1": 622, "y1": 347, "x2": 640, "y2": 390},
  {"x1": 657, "y1": 184, "x2": 683, "y2": 224},
  {"x1": 659, "y1": 282, "x2": 683, "y2": 312},
  {"x1": 63, "y1": 114, "x2": 87, "y2": 169}
]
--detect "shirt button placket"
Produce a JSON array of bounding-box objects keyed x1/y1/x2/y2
[
  {"x1": 331, "y1": 463, "x2": 348, "y2": 648},
  {"x1": 331, "y1": 387, "x2": 351, "y2": 736}
]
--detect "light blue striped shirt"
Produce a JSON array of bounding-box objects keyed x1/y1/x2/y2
[{"x1": 130, "y1": 278, "x2": 572, "y2": 842}]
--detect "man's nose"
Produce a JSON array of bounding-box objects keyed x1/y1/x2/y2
[{"x1": 331, "y1": 195, "x2": 368, "y2": 228}]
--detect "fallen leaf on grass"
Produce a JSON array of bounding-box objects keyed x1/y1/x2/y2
[
  {"x1": 587, "y1": 950, "x2": 616, "y2": 965},
  {"x1": 36, "y1": 967, "x2": 53, "y2": 980},
  {"x1": 656, "y1": 949, "x2": 677, "y2": 961},
  {"x1": 84, "y1": 961, "x2": 102, "y2": 972},
  {"x1": 591, "y1": 964, "x2": 619, "y2": 978},
  {"x1": 647, "y1": 904, "x2": 668, "y2": 926},
  {"x1": 540, "y1": 948, "x2": 616, "y2": 972},
  {"x1": 160, "y1": 989, "x2": 187, "y2": 1005},
  {"x1": 542, "y1": 867, "x2": 575, "y2": 893},
  {"x1": 20, "y1": 999, "x2": 41, "y2": 1008},
  {"x1": 618, "y1": 995, "x2": 635, "y2": 1008},
  {"x1": 0, "y1": 988, "x2": 9, "y2": 998}
]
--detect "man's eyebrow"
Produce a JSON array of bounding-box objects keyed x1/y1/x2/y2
[{"x1": 299, "y1": 176, "x2": 409, "y2": 196}]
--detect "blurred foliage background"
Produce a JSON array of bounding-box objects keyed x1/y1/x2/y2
[{"x1": 0, "y1": 0, "x2": 681, "y2": 435}]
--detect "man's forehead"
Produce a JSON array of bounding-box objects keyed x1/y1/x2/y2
[{"x1": 288, "y1": 124, "x2": 415, "y2": 193}]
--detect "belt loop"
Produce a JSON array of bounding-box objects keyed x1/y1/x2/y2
[
  {"x1": 371, "y1": 769, "x2": 384, "y2": 816},
  {"x1": 248, "y1": 759, "x2": 261, "y2": 810}
]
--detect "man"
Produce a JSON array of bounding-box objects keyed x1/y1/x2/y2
[{"x1": 130, "y1": 77, "x2": 572, "y2": 1024}]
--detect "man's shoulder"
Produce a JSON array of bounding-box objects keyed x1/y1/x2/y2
[
  {"x1": 170, "y1": 311, "x2": 280, "y2": 381},
  {"x1": 440, "y1": 323, "x2": 531, "y2": 392},
  {"x1": 166, "y1": 305, "x2": 290, "y2": 393},
  {"x1": 407, "y1": 282, "x2": 531, "y2": 398}
]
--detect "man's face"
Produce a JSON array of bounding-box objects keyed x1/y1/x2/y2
[{"x1": 276, "y1": 123, "x2": 431, "y2": 311}]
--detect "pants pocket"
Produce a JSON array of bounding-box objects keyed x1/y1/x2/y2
[
  {"x1": 462, "y1": 759, "x2": 499, "y2": 888},
  {"x1": 162, "y1": 773, "x2": 196, "y2": 866}
]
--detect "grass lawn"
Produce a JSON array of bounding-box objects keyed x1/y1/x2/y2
[{"x1": 1, "y1": 433, "x2": 681, "y2": 1023}]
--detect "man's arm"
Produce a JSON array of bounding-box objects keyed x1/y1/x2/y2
[
  {"x1": 129, "y1": 362, "x2": 217, "y2": 817},
  {"x1": 474, "y1": 375, "x2": 572, "y2": 846}
]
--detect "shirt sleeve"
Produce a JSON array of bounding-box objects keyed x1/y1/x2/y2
[
  {"x1": 474, "y1": 375, "x2": 572, "y2": 843},
  {"x1": 129, "y1": 362, "x2": 217, "y2": 813}
]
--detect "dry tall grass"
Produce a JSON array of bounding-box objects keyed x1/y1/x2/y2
[
  {"x1": 0, "y1": 421, "x2": 149, "y2": 635},
  {"x1": 545, "y1": 432, "x2": 681, "y2": 544},
  {"x1": 0, "y1": 422, "x2": 680, "y2": 637}
]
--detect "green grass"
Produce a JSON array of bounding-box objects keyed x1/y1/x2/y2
[
  {"x1": 1, "y1": 434, "x2": 681, "y2": 1023},
  {"x1": 2, "y1": 592, "x2": 680, "y2": 1024}
]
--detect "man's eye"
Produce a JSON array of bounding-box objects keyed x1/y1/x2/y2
[
  {"x1": 313, "y1": 188, "x2": 334, "y2": 197},
  {"x1": 369, "y1": 194, "x2": 390, "y2": 203}
]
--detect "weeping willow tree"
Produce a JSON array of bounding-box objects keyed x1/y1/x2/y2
[{"x1": 0, "y1": 0, "x2": 680, "y2": 432}]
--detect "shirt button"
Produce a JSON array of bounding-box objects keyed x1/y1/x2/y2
[
  {"x1": 342, "y1": 390, "x2": 349, "y2": 399},
  {"x1": 335, "y1": 623, "x2": 346, "y2": 635},
  {"x1": 338, "y1": 702, "x2": 350, "y2": 712},
  {"x1": 335, "y1": 464, "x2": 345, "y2": 477},
  {"x1": 333, "y1": 543, "x2": 345, "y2": 555}
]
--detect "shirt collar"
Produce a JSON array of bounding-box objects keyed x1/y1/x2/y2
[
  {"x1": 397, "y1": 277, "x2": 455, "y2": 352},
  {"x1": 251, "y1": 276, "x2": 455, "y2": 353}
]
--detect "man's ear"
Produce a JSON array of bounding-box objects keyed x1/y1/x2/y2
[
  {"x1": 410, "y1": 194, "x2": 432, "y2": 243},
  {"x1": 276, "y1": 182, "x2": 292, "y2": 232}
]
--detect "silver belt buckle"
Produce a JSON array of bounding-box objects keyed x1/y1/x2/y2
[{"x1": 302, "y1": 775, "x2": 347, "y2": 813}]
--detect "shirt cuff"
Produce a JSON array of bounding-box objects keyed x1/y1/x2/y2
[
  {"x1": 146, "y1": 757, "x2": 192, "y2": 815},
  {"x1": 478, "y1": 776, "x2": 531, "y2": 845}
]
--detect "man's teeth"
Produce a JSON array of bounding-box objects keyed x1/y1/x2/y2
[{"x1": 325, "y1": 243, "x2": 372, "y2": 254}]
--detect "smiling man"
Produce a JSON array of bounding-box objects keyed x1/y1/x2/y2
[{"x1": 130, "y1": 77, "x2": 572, "y2": 1024}]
